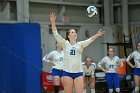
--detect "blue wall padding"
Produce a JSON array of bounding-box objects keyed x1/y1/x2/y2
[{"x1": 0, "y1": 23, "x2": 42, "y2": 93}]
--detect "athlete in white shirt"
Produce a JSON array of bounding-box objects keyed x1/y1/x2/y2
[
  {"x1": 82, "y1": 57, "x2": 96, "y2": 93},
  {"x1": 42, "y1": 42, "x2": 64, "y2": 93},
  {"x1": 49, "y1": 12, "x2": 105, "y2": 93},
  {"x1": 98, "y1": 47, "x2": 122, "y2": 93},
  {"x1": 126, "y1": 42, "x2": 140, "y2": 93}
]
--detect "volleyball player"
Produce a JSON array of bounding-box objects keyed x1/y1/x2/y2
[
  {"x1": 98, "y1": 47, "x2": 123, "y2": 93},
  {"x1": 49, "y1": 12, "x2": 104, "y2": 93},
  {"x1": 126, "y1": 42, "x2": 140, "y2": 93},
  {"x1": 83, "y1": 56, "x2": 96, "y2": 93},
  {"x1": 43, "y1": 42, "x2": 64, "y2": 93}
]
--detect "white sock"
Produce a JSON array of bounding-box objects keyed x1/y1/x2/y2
[
  {"x1": 91, "y1": 89, "x2": 95, "y2": 93},
  {"x1": 83, "y1": 89, "x2": 86, "y2": 93},
  {"x1": 135, "y1": 86, "x2": 139, "y2": 92},
  {"x1": 115, "y1": 88, "x2": 120, "y2": 93},
  {"x1": 109, "y1": 89, "x2": 113, "y2": 93}
]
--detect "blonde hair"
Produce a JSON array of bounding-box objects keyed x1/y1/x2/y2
[{"x1": 84, "y1": 56, "x2": 93, "y2": 62}]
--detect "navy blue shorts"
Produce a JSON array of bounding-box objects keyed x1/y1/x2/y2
[
  {"x1": 52, "y1": 68, "x2": 63, "y2": 77},
  {"x1": 63, "y1": 71, "x2": 83, "y2": 79},
  {"x1": 134, "y1": 68, "x2": 140, "y2": 76}
]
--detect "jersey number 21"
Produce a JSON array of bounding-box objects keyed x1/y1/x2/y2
[{"x1": 70, "y1": 49, "x2": 76, "y2": 55}]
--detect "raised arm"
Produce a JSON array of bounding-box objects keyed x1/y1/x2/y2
[
  {"x1": 49, "y1": 12, "x2": 66, "y2": 47},
  {"x1": 49, "y1": 12, "x2": 57, "y2": 32},
  {"x1": 91, "y1": 29, "x2": 105, "y2": 41},
  {"x1": 80, "y1": 29, "x2": 105, "y2": 48}
]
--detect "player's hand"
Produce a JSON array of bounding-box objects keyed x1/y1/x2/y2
[
  {"x1": 49, "y1": 12, "x2": 56, "y2": 23},
  {"x1": 103, "y1": 70, "x2": 106, "y2": 72},
  {"x1": 96, "y1": 29, "x2": 105, "y2": 37},
  {"x1": 116, "y1": 63, "x2": 121, "y2": 72},
  {"x1": 132, "y1": 64, "x2": 136, "y2": 68},
  {"x1": 47, "y1": 60, "x2": 56, "y2": 66},
  {"x1": 102, "y1": 68, "x2": 107, "y2": 72},
  {"x1": 117, "y1": 62, "x2": 121, "y2": 67}
]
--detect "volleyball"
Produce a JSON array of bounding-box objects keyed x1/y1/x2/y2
[{"x1": 86, "y1": 6, "x2": 98, "y2": 17}]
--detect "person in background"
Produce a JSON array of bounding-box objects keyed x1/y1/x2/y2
[
  {"x1": 98, "y1": 47, "x2": 123, "y2": 93},
  {"x1": 126, "y1": 42, "x2": 140, "y2": 93},
  {"x1": 42, "y1": 42, "x2": 64, "y2": 93},
  {"x1": 82, "y1": 56, "x2": 96, "y2": 93}
]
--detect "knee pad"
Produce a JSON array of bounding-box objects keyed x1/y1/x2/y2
[
  {"x1": 91, "y1": 89, "x2": 95, "y2": 93},
  {"x1": 135, "y1": 86, "x2": 139, "y2": 92},
  {"x1": 83, "y1": 89, "x2": 86, "y2": 93},
  {"x1": 54, "y1": 85, "x2": 60, "y2": 93},
  {"x1": 115, "y1": 88, "x2": 120, "y2": 92},
  {"x1": 109, "y1": 89, "x2": 113, "y2": 93}
]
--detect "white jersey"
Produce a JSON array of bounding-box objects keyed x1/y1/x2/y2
[
  {"x1": 98, "y1": 56, "x2": 122, "y2": 73},
  {"x1": 43, "y1": 50, "x2": 64, "y2": 70},
  {"x1": 126, "y1": 51, "x2": 140, "y2": 68},
  {"x1": 82, "y1": 63, "x2": 96, "y2": 77},
  {"x1": 53, "y1": 31, "x2": 93, "y2": 73}
]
